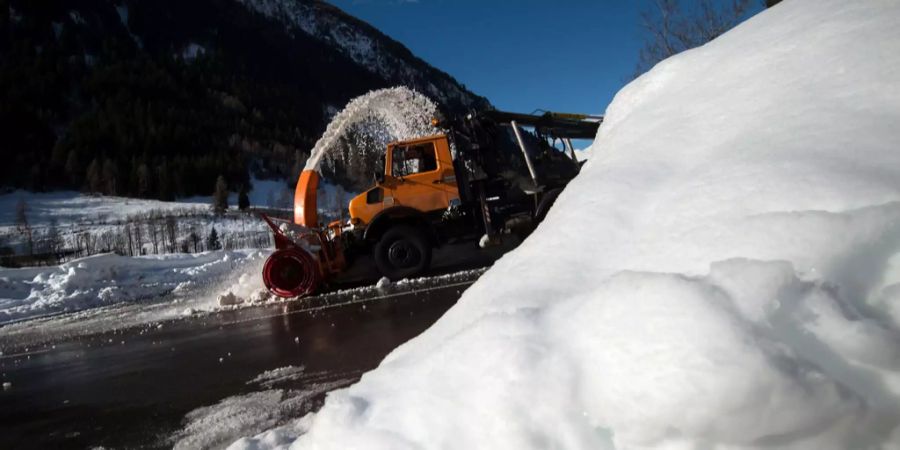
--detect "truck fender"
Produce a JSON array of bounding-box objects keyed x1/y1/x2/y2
[{"x1": 363, "y1": 207, "x2": 435, "y2": 245}]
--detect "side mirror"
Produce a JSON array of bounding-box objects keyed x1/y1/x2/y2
[{"x1": 374, "y1": 170, "x2": 385, "y2": 184}]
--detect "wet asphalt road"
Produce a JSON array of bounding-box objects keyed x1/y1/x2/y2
[{"x1": 0, "y1": 280, "x2": 474, "y2": 449}]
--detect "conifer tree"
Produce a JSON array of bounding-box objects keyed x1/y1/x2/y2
[
  {"x1": 206, "y1": 226, "x2": 221, "y2": 251},
  {"x1": 238, "y1": 185, "x2": 250, "y2": 211},
  {"x1": 86, "y1": 158, "x2": 102, "y2": 194},
  {"x1": 213, "y1": 175, "x2": 229, "y2": 213}
]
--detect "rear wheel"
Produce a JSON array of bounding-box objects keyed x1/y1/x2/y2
[
  {"x1": 535, "y1": 188, "x2": 563, "y2": 223},
  {"x1": 374, "y1": 225, "x2": 432, "y2": 280}
]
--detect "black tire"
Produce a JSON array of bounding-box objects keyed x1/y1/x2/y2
[
  {"x1": 534, "y1": 188, "x2": 563, "y2": 224},
  {"x1": 374, "y1": 225, "x2": 432, "y2": 280}
]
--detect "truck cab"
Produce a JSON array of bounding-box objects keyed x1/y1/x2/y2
[{"x1": 348, "y1": 135, "x2": 460, "y2": 227}]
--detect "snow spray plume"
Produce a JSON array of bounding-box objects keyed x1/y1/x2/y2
[{"x1": 305, "y1": 87, "x2": 439, "y2": 172}]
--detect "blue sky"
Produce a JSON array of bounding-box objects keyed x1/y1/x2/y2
[{"x1": 328, "y1": 0, "x2": 645, "y2": 116}]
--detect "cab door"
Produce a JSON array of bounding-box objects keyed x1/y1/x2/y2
[{"x1": 385, "y1": 136, "x2": 459, "y2": 213}]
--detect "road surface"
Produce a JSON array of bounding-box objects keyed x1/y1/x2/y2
[{"x1": 0, "y1": 279, "x2": 474, "y2": 449}]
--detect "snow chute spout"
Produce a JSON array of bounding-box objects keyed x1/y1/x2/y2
[{"x1": 295, "y1": 170, "x2": 319, "y2": 227}]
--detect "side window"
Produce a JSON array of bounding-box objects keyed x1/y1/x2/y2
[
  {"x1": 392, "y1": 143, "x2": 437, "y2": 177},
  {"x1": 366, "y1": 187, "x2": 383, "y2": 204}
]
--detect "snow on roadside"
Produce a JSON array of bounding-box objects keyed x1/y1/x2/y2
[
  {"x1": 171, "y1": 376, "x2": 353, "y2": 450},
  {"x1": 247, "y1": 366, "x2": 307, "y2": 390},
  {"x1": 0, "y1": 250, "x2": 267, "y2": 324},
  {"x1": 172, "y1": 390, "x2": 306, "y2": 450},
  {"x1": 231, "y1": 1, "x2": 900, "y2": 448}
]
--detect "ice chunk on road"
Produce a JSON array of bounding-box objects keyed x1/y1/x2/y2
[
  {"x1": 233, "y1": 0, "x2": 900, "y2": 449},
  {"x1": 217, "y1": 291, "x2": 244, "y2": 307},
  {"x1": 375, "y1": 276, "x2": 391, "y2": 290},
  {"x1": 247, "y1": 366, "x2": 307, "y2": 389}
]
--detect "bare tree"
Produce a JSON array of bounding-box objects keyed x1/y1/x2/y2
[
  {"x1": 165, "y1": 216, "x2": 179, "y2": 253},
  {"x1": 45, "y1": 219, "x2": 64, "y2": 260},
  {"x1": 86, "y1": 158, "x2": 103, "y2": 194},
  {"x1": 189, "y1": 229, "x2": 201, "y2": 253},
  {"x1": 149, "y1": 219, "x2": 160, "y2": 254},
  {"x1": 15, "y1": 198, "x2": 34, "y2": 255},
  {"x1": 102, "y1": 159, "x2": 118, "y2": 195},
  {"x1": 636, "y1": 0, "x2": 761, "y2": 76},
  {"x1": 133, "y1": 221, "x2": 145, "y2": 255},
  {"x1": 213, "y1": 175, "x2": 229, "y2": 213}
]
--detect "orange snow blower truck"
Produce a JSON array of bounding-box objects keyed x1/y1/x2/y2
[{"x1": 260, "y1": 110, "x2": 602, "y2": 298}]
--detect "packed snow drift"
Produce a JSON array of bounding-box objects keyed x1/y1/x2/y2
[
  {"x1": 0, "y1": 250, "x2": 267, "y2": 324},
  {"x1": 232, "y1": 0, "x2": 900, "y2": 448}
]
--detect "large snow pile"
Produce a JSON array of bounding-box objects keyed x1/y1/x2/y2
[
  {"x1": 232, "y1": 1, "x2": 900, "y2": 448},
  {"x1": 0, "y1": 250, "x2": 266, "y2": 324}
]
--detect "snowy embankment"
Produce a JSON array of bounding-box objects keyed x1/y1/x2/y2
[
  {"x1": 0, "y1": 175, "x2": 296, "y2": 257},
  {"x1": 0, "y1": 250, "x2": 267, "y2": 324},
  {"x1": 233, "y1": 1, "x2": 900, "y2": 449}
]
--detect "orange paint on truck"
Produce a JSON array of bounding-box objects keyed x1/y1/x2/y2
[
  {"x1": 347, "y1": 134, "x2": 459, "y2": 225},
  {"x1": 294, "y1": 170, "x2": 319, "y2": 227}
]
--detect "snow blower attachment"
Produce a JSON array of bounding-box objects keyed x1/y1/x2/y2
[
  {"x1": 261, "y1": 110, "x2": 602, "y2": 298},
  {"x1": 259, "y1": 170, "x2": 347, "y2": 297}
]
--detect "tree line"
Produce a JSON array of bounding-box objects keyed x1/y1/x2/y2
[
  {"x1": 1, "y1": 0, "x2": 459, "y2": 200},
  {"x1": 1, "y1": 200, "x2": 272, "y2": 267}
]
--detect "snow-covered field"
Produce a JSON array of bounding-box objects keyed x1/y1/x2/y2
[
  {"x1": 0, "y1": 190, "x2": 205, "y2": 227},
  {"x1": 0, "y1": 250, "x2": 269, "y2": 324},
  {"x1": 230, "y1": 1, "x2": 900, "y2": 448},
  {"x1": 0, "y1": 186, "x2": 276, "y2": 259},
  {"x1": 0, "y1": 173, "x2": 359, "y2": 260},
  {"x1": 0, "y1": 175, "x2": 293, "y2": 230}
]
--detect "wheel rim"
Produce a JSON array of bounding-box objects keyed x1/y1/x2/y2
[{"x1": 387, "y1": 239, "x2": 421, "y2": 269}]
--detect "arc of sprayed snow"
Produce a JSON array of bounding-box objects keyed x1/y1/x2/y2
[{"x1": 304, "y1": 87, "x2": 439, "y2": 172}]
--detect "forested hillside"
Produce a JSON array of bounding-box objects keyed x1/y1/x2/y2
[{"x1": 0, "y1": 0, "x2": 488, "y2": 200}]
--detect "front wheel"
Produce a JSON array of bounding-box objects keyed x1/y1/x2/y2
[
  {"x1": 374, "y1": 225, "x2": 432, "y2": 280},
  {"x1": 535, "y1": 188, "x2": 564, "y2": 223}
]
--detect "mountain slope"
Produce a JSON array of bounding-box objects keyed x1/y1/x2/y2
[
  {"x1": 0, "y1": 0, "x2": 488, "y2": 199},
  {"x1": 237, "y1": 0, "x2": 483, "y2": 112}
]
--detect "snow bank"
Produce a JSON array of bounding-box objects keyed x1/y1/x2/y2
[
  {"x1": 232, "y1": 0, "x2": 900, "y2": 448},
  {"x1": 0, "y1": 250, "x2": 266, "y2": 324},
  {"x1": 575, "y1": 142, "x2": 593, "y2": 162},
  {"x1": 171, "y1": 372, "x2": 352, "y2": 450}
]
